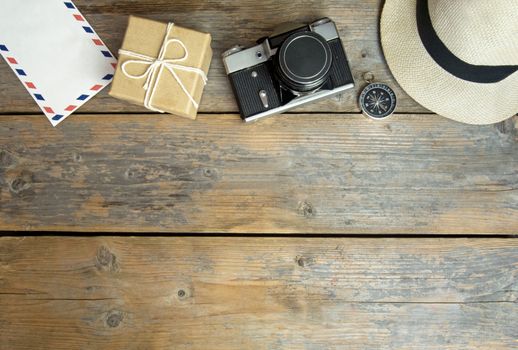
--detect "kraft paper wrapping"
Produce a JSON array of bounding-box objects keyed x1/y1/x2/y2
[{"x1": 110, "y1": 16, "x2": 212, "y2": 119}]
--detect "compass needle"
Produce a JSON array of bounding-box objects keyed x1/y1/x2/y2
[{"x1": 359, "y1": 83, "x2": 397, "y2": 120}]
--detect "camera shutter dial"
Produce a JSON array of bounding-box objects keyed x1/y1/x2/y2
[{"x1": 276, "y1": 31, "x2": 332, "y2": 92}]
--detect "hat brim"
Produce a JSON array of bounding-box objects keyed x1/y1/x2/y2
[{"x1": 380, "y1": 0, "x2": 518, "y2": 125}]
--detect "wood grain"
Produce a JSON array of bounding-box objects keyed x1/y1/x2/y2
[
  {"x1": 0, "y1": 114, "x2": 516, "y2": 233},
  {"x1": 1, "y1": 236, "x2": 517, "y2": 349},
  {"x1": 0, "y1": 0, "x2": 429, "y2": 115},
  {"x1": 1, "y1": 1, "x2": 516, "y2": 348}
]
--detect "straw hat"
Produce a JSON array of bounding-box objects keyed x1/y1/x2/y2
[{"x1": 380, "y1": 0, "x2": 518, "y2": 124}]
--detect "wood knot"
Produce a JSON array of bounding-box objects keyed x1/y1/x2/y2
[
  {"x1": 125, "y1": 168, "x2": 135, "y2": 179},
  {"x1": 73, "y1": 153, "x2": 82, "y2": 162},
  {"x1": 177, "y1": 287, "x2": 192, "y2": 300},
  {"x1": 203, "y1": 168, "x2": 215, "y2": 178},
  {"x1": 296, "y1": 255, "x2": 314, "y2": 268},
  {"x1": 96, "y1": 246, "x2": 119, "y2": 271},
  {"x1": 298, "y1": 201, "x2": 316, "y2": 218},
  {"x1": 9, "y1": 170, "x2": 33, "y2": 196},
  {"x1": 10, "y1": 178, "x2": 28, "y2": 193},
  {"x1": 361, "y1": 49, "x2": 368, "y2": 58},
  {"x1": 0, "y1": 150, "x2": 16, "y2": 169},
  {"x1": 106, "y1": 310, "x2": 123, "y2": 328}
]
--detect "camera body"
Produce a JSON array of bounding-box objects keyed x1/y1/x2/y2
[{"x1": 223, "y1": 18, "x2": 354, "y2": 122}]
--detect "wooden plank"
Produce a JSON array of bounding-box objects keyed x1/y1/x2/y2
[
  {"x1": 1, "y1": 236, "x2": 517, "y2": 349},
  {"x1": 0, "y1": 114, "x2": 516, "y2": 233},
  {"x1": 0, "y1": 0, "x2": 428, "y2": 115}
]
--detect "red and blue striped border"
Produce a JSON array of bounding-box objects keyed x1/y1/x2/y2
[
  {"x1": 63, "y1": 1, "x2": 117, "y2": 69},
  {"x1": 0, "y1": 2, "x2": 117, "y2": 124},
  {"x1": 59, "y1": 1, "x2": 117, "y2": 122},
  {"x1": 0, "y1": 44, "x2": 58, "y2": 117}
]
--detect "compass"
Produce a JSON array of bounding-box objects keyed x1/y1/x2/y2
[{"x1": 359, "y1": 83, "x2": 397, "y2": 120}]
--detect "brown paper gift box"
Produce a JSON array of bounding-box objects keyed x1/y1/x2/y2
[{"x1": 109, "y1": 16, "x2": 212, "y2": 119}]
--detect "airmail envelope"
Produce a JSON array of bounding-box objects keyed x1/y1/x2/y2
[{"x1": 0, "y1": 0, "x2": 116, "y2": 126}]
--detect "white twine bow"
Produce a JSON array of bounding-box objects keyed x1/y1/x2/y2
[{"x1": 118, "y1": 22, "x2": 207, "y2": 112}]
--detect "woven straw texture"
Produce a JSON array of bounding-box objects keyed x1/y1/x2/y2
[{"x1": 381, "y1": 0, "x2": 518, "y2": 125}]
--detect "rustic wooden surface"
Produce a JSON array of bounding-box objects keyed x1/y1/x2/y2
[
  {"x1": 1, "y1": 0, "x2": 517, "y2": 348},
  {"x1": 1, "y1": 114, "x2": 516, "y2": 233},
  {"x1": 0, "y1": 0, "x2": 516, "y2": 233},
  {"x1": 1, "y1": 237, "x2": 517, "y2": 350}
]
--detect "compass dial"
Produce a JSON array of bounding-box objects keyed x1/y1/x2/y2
[{"x1": 359, "y1": 83, "x2": 397, "y2": 119}]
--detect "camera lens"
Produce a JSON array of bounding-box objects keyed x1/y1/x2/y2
[{"x1": 275, "y1": 31, "x2": 332, "y2": 92}]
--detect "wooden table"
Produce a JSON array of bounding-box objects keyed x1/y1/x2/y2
[{"x1": 0, "y1": 1, "x2": 517, "y2": 349}]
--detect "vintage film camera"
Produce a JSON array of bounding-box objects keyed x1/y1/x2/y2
[{"x1": 223, "y1": 18, "x2": 354, "y2": 122}]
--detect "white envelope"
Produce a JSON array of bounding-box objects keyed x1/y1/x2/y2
[{"x1": 0, "y1": 0, "x2": 116, "y2": 126}]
